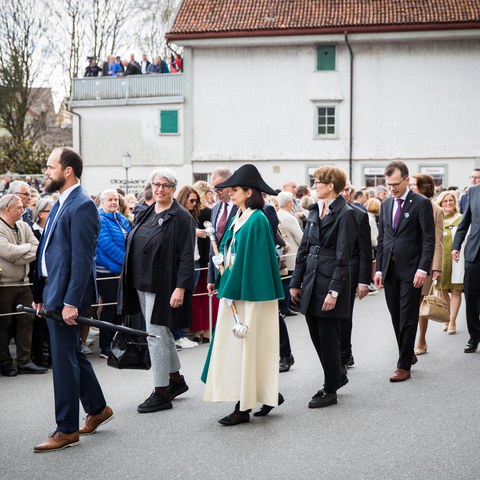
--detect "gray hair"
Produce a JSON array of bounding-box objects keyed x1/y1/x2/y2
[
  {"x1": 375, "y1": 185, "x2": 387, "y2": 194},
  {"x1": 7, "y1": 180, "x2": 30, "y2": 194},
  {"x1": 211, "y1": 168, "x2": 232, "y2": 182},
  {"x1": 150, "y1": 168, "x2": 177, "y2": 187},
  {"x1": 277, "y1": 191, "x2": 294, "y2": 208},
  {"x1": 99, "y1": 188, "x2": 119, "y2": 203},
  {"x1": 32, "y1": 196, "x2": 54, "y2": 224},
  {"x1": 0, "y1": 194, "x2": 21, "y2": 211}
]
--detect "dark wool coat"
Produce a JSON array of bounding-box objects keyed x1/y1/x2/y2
[
  {"x1": 290, "y1": 195, "x2": 358, "y2": 318},
  {"x1": 117, "y1": 200, "x2": 196, "y2": 329}
]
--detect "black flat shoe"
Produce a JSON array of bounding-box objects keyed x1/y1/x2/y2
[
  {"x1": 253, "y1": 393, "x2": 284, "y2": 417},
  {"x1": 218, "y1": 410, "x2": 250, "y2": 426},
  {"x1": 308, "y1": 390, "x2": 337, "y2": 409}
]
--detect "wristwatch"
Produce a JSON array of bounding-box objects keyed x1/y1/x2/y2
[{"x1": 328, "y1": 290, "x2": 338, "y2": 298}]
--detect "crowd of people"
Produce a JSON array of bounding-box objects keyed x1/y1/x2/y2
[
  {"x1": 83, "y1": 52, "x2": 183, "y2": 78},
  {"x1": 1, "y1": 148, "x2": 480, "y2": 451}
]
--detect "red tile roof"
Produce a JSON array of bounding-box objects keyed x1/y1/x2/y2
[{"x1": 167, "y1": 0, "x2": 480, "y2": 40}]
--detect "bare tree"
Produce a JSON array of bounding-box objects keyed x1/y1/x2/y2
[
  {"x1": 47, "y1": 0, "x2": 87, "y2": 97},
  {"x1": 0, "y1": 0, "x2": 53, "y2": 173},
  {"x1": 0, "y1": 0, "x2": 50, "y2": 143},
  {"x1": 134, "y1": 0, "x2": 180, "y2": 60}
]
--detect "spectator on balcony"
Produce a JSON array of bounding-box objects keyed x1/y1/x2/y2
[
  {"x1": 140, "y1": 54, "x2": 151, "y2": 74},
  {"x1": 130, "y1": 53, "x2": 141, "y2": 69},
  {"x1": 122, "y1": 59, "x2": 142, "y2": 76},
  {"x1": 108, "y1": 56, "x2": 123, "y2": 77},
  {"x1": 101, "y1": 56, "x2": 112, "y2": 76},
  {"x1": 84, "y1": 57, "x2": 102, "y2": 77},
  {"x1": 147, "y1": 56, "x2": 169, "y2": 74}
]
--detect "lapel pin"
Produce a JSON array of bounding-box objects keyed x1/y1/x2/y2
[
  {"x1": 158, "y1": 218, "x2": 164, "y2": 227},
  {"x1": 404, "y1": 212, "x2": 410, "y2": 218}
]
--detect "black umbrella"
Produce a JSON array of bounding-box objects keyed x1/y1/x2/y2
[{"x1": 16, "y1": 305, "x2": 160, "y2": 339}]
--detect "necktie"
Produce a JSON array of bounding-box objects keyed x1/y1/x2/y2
[
  {"x1": 392, "y1": 198, "x2": 404, "y2": 230},
  {"x1": 216, "y1": 203, "x2": 229, "y2": 242},
  {"x1": 37, "y1": 201, "x2": 60, "y2": 277}
]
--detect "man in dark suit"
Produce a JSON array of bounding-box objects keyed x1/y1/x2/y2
[
  {"x1": 207, "y1": 168, "x2": 238, "y2": 293},
  {"x1": 374, "y1": 161, "x2": 435, "y2": 382},
  {"x1": 452, "y1": 183, "x2": 480, "y2": 352},
  {"x1": 32, "y1": 147, "x2": 113, "y2": 452},
  {"x1": 340, "y1": 182, "x2": 372, "y2": 372}
]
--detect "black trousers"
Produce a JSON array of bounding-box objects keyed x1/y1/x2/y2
[
  {"x1": 96, "y1": 273, "x2": 121, "y2": 350},
  {"x1": 279, "y1": 312, "x2": 292, "y2": 358},
  {"x1": 305, "y1": 314, "x2": 341, "y2": 393},
  {"x1": 464, "y1": 257, "x2": 480, "y2": 341},
  {"x1": 383, "y1": 261, "x2": 422, "y2": 371},
  {"x1": 340, "y1": 261, "x2": 360, "y2": 365}
]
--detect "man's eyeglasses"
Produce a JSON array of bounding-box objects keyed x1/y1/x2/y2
[
  {"x1": 15, "y1": 191, "x2": 32, "y2": 197},
  {"x1": 386, "y1": 178, "x2": 407, "y2": 188},
  {"x1": 470, "y1": 175, "x2": 480, "y2": 180},
  {"x1": 312, "y1": 179, "x2": 328, "y2": 187},
  {"x1": 6, "y1": 195, "x2": 17, "y2": 208},
  {"x1": 152, "y1": 182, "x2": 174, "y2": 190}
]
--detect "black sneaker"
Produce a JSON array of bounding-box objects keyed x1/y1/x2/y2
[
  {"x1": 166, "y1": 376, "x2": 189, "y2": 401},
  {"x1": 308, "y1": 390, "x2": 337, "y2": 409},
  {"x1": 99, "y1": 349, "x2": 110, "y2": 359},
  {"x1": 137, "y1": 391, "x2": 173, "y2": 413}
]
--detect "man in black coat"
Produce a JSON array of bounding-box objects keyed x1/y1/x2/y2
[
  {"x1": 340, "y1": 182, "x2": 372, "y2": 371},
  {"x1": 452, "y1": 183, "x2": 480, "y2": 353},
  {"x1": 374, "y1": 161, "x2": 435, "y2": 382}
]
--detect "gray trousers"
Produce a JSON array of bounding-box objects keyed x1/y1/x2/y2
[{"x1": 137, "y1": 291, "x2": 181, "y2": 387}]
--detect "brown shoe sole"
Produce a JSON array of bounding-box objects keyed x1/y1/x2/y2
[{"x1": 34, "y1": 440, "x2": 80, "y2": 452}]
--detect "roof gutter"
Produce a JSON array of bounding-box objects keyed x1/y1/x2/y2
[
  {"x1": 166, "y1": 22, "x2": 480, "y2": 42},
  {"x1": 345, "y1": 31, "x2": 354, "y2": 181}
]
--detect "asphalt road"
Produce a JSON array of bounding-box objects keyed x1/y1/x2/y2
[{"x1": 1, "y1": 290, "x2": 479, "y2": 480}]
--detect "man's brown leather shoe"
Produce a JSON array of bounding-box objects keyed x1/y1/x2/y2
[
  {"x1": 389, "y1": 369, "x2": 411, "y2": 382},
  {"x1": 79, "y1": 405, "x2": 114, "y2": 435},
  {"x1": 34, "y1": 431, "x2": 79, "y2": 452}
]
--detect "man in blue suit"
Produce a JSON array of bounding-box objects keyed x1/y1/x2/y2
[{"x1": 32, "y1": 147, "x2": 113, "y2": 452}]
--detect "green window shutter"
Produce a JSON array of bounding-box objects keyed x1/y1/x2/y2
[
  {"x1": 160, "y1": 110, "x2": 178, "y2": 133},
  {"x1": 317, "y1": 45, "x2": 336, "y2": 71}
]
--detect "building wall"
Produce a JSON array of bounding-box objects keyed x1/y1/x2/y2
[
  {"x1": 189, "y1": 37, "x2": 480, "y2": 189},
  {"x1": 73, "y1": 102, "x2": 186, "y2": 193}
]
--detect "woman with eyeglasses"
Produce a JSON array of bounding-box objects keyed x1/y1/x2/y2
[
  {"x1": 118, "y1": 168, "x2": 196, "y2": 413},
  {"x1": 290, "y1": 166, "x2": 358, "y2": 408}
]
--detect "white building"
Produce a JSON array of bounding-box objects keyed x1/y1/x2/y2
[{"x1": 71, "y1": 1, "x2": 480, "y2": 193}]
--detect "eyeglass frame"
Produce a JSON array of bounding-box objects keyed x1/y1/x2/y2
[
  {"x1": 152, "y1": 182, "x2": 175, "y2": 190},
  {"x1": 386, "y1": 178, "x2": 407, "y2": 188}
]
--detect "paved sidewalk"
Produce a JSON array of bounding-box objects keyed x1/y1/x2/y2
[{"x1": 1, "y1": 290, "x2": 479, "y2": 479}]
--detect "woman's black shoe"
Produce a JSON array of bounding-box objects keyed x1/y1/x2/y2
[
  {"x1": 218, "y1": 409, "x2": 250, "y2": 426},
  {"x1": 253, "y1": 393, "x2": 284, "y2": 417}
]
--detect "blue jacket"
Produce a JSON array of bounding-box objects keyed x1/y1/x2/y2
[{"x1": 96, "y1": 210, "x2": 131, "y2": 274}]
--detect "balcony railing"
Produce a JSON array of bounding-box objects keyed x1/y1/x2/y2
[{"x1": 70, "y1": 74, "x2": 183, "y2": 102}]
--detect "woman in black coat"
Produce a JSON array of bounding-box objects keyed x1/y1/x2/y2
[
  {"x1": 118, "y1": 168, "x2": 196, "y2": 414},
  {"x1": 290, "y1": 166, "x2": 357, "y2": 409}
]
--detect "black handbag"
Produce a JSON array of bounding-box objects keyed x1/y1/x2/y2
[{"x1": 107, "y1": 314, "x2": 151, "y2": 370}]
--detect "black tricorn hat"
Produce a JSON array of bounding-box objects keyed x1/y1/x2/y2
[{"x1": 216, "y1": 164, "x2": 277, "y2": 196}]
